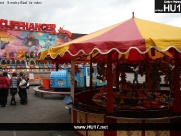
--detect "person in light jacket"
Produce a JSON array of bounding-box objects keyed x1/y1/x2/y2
[{"x1": 17, "y1": 72, "x2": 28, "y2": 105}]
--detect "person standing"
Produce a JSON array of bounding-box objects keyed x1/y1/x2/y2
[
  {"x1": 17, "y1": 72, "x2": 28, "y2": 105},
  {"x1": 133, "y1": 64, "x2": 139, "y2": 88},
  {"x1": 0, "y1": 73, "x2": 3, "y2": 105},
  {"x1": 9, "y1": 72, "x2": 18, "y2": 105},
  {"x1": 0, "y1": 72, "x2": 10, "y2": 107}
]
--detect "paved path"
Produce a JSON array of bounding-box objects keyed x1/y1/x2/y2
[{"x1": 0, "y1": 86, "x2": 79, "y2": 136}]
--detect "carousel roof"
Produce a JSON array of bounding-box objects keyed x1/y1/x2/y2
[{"x1": 38, "y1": 15, "x2": 181, "y2": 62}]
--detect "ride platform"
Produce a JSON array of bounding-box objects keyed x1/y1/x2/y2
[{"x1": 33, "y1": 86, "x2": 71, "y2": 98}]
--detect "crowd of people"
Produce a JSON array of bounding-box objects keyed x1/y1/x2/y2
[{"x1": 0, "y1": 71, "x2": 29, "y2": 107}]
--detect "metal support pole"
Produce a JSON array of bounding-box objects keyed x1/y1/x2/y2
[
  {"x1": 173, "y1": 49, "x2": 181, "y2": 113},
  {"x1": 106, "y1": 53, "x2": 114, "y2": 113},
  {"x1": 71, "y1": 56, "x2": 75, "y2": 103}
]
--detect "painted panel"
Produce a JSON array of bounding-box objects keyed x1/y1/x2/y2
[
  {"x1": 77, "y1": 111, "x2": 86, "y2": 136},
  {"x1": 0, "y1": 30, "x2": 71, "y2": 60},
  {"x1": 87, "y1": 114, "x2": 104, "y2": 136},
  {"x1": 117, "y1": 119, "x2": 142, "y2": 136},
  {"x1": 145, "y1": 119, "x2": 170, "y2": 136}
]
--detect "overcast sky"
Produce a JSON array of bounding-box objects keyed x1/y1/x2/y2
[{"x1": 0, "y1": 0, "x2": 181, "y2": 34}]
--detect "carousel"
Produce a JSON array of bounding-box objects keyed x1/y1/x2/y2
[{"x1": 38, "y1": 13, "x2": 181, "y2": 136}]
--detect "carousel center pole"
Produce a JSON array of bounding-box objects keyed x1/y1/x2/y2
[
  {"x1": 173, "y1": 49, "x2": 181, "y2": 113},
  {"x1": 106, "y1": 52, "x2": 114, "y2": 113}
]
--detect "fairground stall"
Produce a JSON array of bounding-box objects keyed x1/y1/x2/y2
[
  {"x1": 38, "y1": 14, "x2": 181, "y2": 136},
  {"x1": 0, "y1": 18, "x2": 72, "y2": 85}
]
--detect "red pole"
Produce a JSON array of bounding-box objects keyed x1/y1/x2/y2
[
  {"x1": 71, "y1": 57, "x2": 75, "y2": 103},
  {"x1": 90, "y1": 54, "x2": 92, "y2": 91},
  {"x1": 116, "y1": 53, "x2": 119, "y2": 90},
  {"x1": 106, "y1": 53, "x2": 114, "y2": 113},
  {"x1": 145, "y1": 53, "x2": 149, "y2": 83},
  {"x1": 132, "y1": 12, "x2": 134, "y2": 18},
  {"x1": 173, "y1": 49, "x2": 181, "y2": 113}
]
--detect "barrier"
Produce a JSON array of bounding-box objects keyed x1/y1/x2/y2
[{"x1": 42, "y1": 78, "x2": 50, "y2": 89}]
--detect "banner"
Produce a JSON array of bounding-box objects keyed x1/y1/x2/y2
[{"x1": 0, "y1": 123, "x2": 180, "y2": 130}]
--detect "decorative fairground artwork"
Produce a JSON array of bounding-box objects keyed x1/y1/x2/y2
[{"x1": 0, "y1": 29, "x2": 71, "y2": 61}]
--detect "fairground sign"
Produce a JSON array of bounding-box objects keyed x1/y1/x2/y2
[
  {"x1": 0, "y1": 19, "x2": 56, "y2": 34},
  {"x1": 0, "y1": 18, "x2": 72, "y2": 61}
]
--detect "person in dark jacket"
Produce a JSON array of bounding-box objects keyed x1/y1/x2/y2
[
  {"x1": 133, "y1": 64, "x2": 139, "y2": 88},
  {"x1": 0, "y1": 73, "x2": 2, "y2": 105},
  {"x1": 0, "y1": 72, "x2": 10, "y2": 107},
  {"x1": 9, "y1": 72, "x2": 18, "y2": 105},
  {"x1": 17, "y1": 72, "x2": 28, "y2": 105}
]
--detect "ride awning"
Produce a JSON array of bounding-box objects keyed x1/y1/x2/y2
[{"x1": 38, "y1": 16, "x2": 181, "y2": 63}]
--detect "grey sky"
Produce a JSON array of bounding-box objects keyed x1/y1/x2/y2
[{"x1": 0, "y1": 0, "x2": 181, "y2": 34}]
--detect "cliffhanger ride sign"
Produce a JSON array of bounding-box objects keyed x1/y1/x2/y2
[{"x1": 0, "y1": 19, "x2": 56, "y2": 34}]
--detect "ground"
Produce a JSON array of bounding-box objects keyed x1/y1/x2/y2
[{"x1": 0, "y1": 86, "x2": 79, "y2": 136}]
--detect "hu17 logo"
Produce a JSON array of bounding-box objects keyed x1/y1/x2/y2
[{"x1": 155, "y1": 0, "x2": 181, "y2": 13}]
